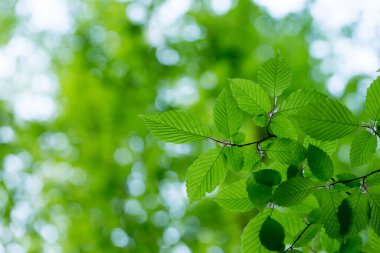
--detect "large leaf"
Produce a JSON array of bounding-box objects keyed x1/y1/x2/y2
[
  {"x1": 259, "y1": 217, "x2": 285, "y2": 252},
  {"x1": 186, "y1": 149, "x2": 227, "y2": 202},
  {"x1": 257, "y1": 53, "x2": 291, "y2": 97},
  {"x1": 272, "y1": 177, "x2": 316, "y2": 206},
  {"x1": 318, "y1": 190, "x2": 342, "y2": 238},
  {"x1": 241, "y1": 210, "x2": 272, "y2": 253},
  {"x1": 264, "y1": 138, "x2": 306, "y2": 165},
  {"x1": 214, "y1": 88, "x2": 243, "y2": 139},
  {"x1": 368, "y1": 190, "x2": 380, "y2": 236},
  {"x1": 141, "y1": 110, "x2": 210, "y2": 143},
  {"x1": 280, "y1": 89, "x2": 327, "y2": 116},
  {"x1": 350, "y1": 130, "x2": 377, "y2": 167},
  {"x1": 214, "y1": 180, "x2": 254, "y2": 212},
  {"x1": 307, "y1": 145, "x2": 334, "y2": 181},
  {"x1": 294, "y1": 99, "x2": 359, "y2": 141},
  {"x1": 229, "y1": 78, "x2": 271, "y2": 116},
  {"x1": 366, "y1": 77, "x2": 380, "y2": 121}
]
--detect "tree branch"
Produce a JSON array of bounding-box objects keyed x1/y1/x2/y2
[
  {"x1": 330, "y1": 168, "x2": 380, "y2": 186},
  {"x1": 208, "y1": 134, "x2": 275, "y2": 147}
]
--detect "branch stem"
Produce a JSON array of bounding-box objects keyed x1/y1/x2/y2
[{"x1": 284, "y1": 223, "x2": 312, "y2": 252}]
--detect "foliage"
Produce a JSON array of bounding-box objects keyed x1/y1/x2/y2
[{"x1": 143, "y1": 54, "x2": 380, "y2": 252}]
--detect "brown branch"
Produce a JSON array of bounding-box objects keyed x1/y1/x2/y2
[{"x1": 208, "y1": 134, "x2": 275, "y2": 148}]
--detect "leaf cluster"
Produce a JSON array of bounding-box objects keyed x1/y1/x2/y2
[{"x1": 142, "y1": 54, "x2": 380, "y2": 252}]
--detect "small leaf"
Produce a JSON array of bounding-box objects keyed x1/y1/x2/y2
[
  {"x1": 141, "y1": 111, "x2": 210, "y2": 143},
  {"x1": 246, "y1": 177, "x2": 273, "y2": 207},
  {"x1": 264, "y1": 138, "x2": 306, "y2": 165},
  {"x1": 253, "y1": 113, "x2": 269, "y2": 127},
  {"x1": 259, "y1": 217, "x2": 285, "y2": 252},
  {"x1": 294, "y1": 98, "x2": 359, "y2": 141},
  {"x1": 317, "y1": 190, "x2": 342, "y2": 238},
  {"x1": 272, "y1": 177, "x2": 316, "y2": 206},
  {"x1": 337, "y1": 198, "x2": 353, "y2": 235},
  {"x1": 214, "y1": 180, "x2": 254, "y2": 212},
  {"x1": 214, "y1": 88, "x2": 243, "y2": 139},
  {"x1": 186, "y1": 149, "x2": 227, "y2": 202},
  {"x1": 350, "y1": 130, "x2": 377, "y2": 167},
  {"x1": 241, "y1": 210, "x2": 272, "y2": 253},
  {"x1": 307, "y1": 145, "x2": 334, "y2": 181},
  {"x1": 287, "y1": 165, "x2": 301, "y2": 180},
  {"x1": 224, "y1": 146, "x2": 244, "y2": 173},
  {"x1": 366, "y1": 77, "x2": 380, "y2": 121},
  {"x1": 269, "y1": 115, "x2": 297, "y2": 140},
  {"x1": 280, "y1": 89, "x2": 327, "y2": 116},
  {"x1": 257, "y1": 53, "x2": 291, "y2": 97},
  {"x1": 254, "y1": 169, "x2": 282, "y2": 187},
  {"x1": 229, "y1": 78, "x2": 271, "y2": 116}
]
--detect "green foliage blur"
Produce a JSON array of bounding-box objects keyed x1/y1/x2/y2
[{"x1": 2, "y1": 0, "x2": 376, "y2": 252}]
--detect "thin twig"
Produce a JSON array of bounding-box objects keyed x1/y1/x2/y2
[
  {"x1": 284, "y1": 223, "x2": 312, "y2": 252},
  {"x1": 208, "y1": 135, "x2": 275, "y2": 148},
  {"x1": 330, "y1": 168, "x2": 380, "y2": 186}
]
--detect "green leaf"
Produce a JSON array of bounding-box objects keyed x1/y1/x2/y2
[
  {"x1": 246, "y1": 177, "x2": 273, "y2": 207},
  {"x1": 368, "y1": 190, "x2": 380, "y2": 236},
  {"x1": 272, "y1": 211, "x2": 304, "y2": 240},
  {"x1": 242, "y1": 150, "x2": 260, "y2": 172},
  {"x1": 340, "y1": 236, "x2": 362, "y2": 253},
  {"x1": 347, "y1": 191, "x2": 369, "y2": 236},
  {"x1": 264, "y1": 138, "x2": 306, "y2": 165},
  {"x1": 186, "y1": 148, "x2": 227, "y2": 202},
  {"x1": 307, "y1": 145, "x2": 334, "y2": 181},
  {"x1": 337, "y1": 198, "x2": 353, "y2": 235},
  {"x1": 335, "y1": 173, "x2": 361, "y2": 188},
  {"x1": 269, "y1": 115, "x2": 297, "y2": 140},
  {"x1": 350, "y1": 130, "x2": 377, "y2": 167},
  {"x1": 224, "y1": 146, "x2": 244, "y2": 173},
  {"x1": 286, "y1": 165, "x2": 301, "y2": 180},
  {"x1": 229, "y1": 78, "x2": 271, "y2": 116},
  {"x1": 259, "y1": 217, "x2": 285, "y2": 252},
  {"x1": 272, "y1": 177, "x2": 316, "y2": 206},
  {"x1": 366, "y1": 77, "x2": 380, "y2": 121},
  {"x1": 214, "y1": 88, "x2": 243, "y2": 139},
  {"x1": 257, "y1": 53, "x2": 291, "y2": 97},
  {"x1": 294, "y1": 98, "x2": 359, "y2": 141},
  {"x1": 214, "y1": 180, "x2": 254, "y2": 212},
  {"x1": 317, "y1": 190, "x2": 342, "y2": 238},
  {"x1": 141, "y1": 110, "x2": 210, "y2": 143},
  {"x1": 303, "y1": 136, "x2": 338, "y2": 156},
  {"x1": 241, "y1": 210, "x2": 272, "y2": 253},
  {"x1": 368, "y1": 228, "x2": 380, "y2": 252},
  {"x1": 254, "y1": 169, "x2": 282, "y2": 187},
  {"x1": 367, "y1": 173, "x2": 380, "y2": 187},
  {"x1": 280, "y1": 89, "x2": 327, "y2": 116}
]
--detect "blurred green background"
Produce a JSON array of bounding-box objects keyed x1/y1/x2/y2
[{"x1": 0, "y1": 0, "x2": 379, "y2": 252}]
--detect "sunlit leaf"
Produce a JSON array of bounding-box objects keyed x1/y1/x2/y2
[
  {"x1": 214, "y1": 180, "x2": 254, "y2": 212},
  {"x1": 280, "y1": 89, "x2": 326, "y2": 116},
  {"x1": 141, "y1": 110, "x2": 210, "y2": 143},
  {"x1": 272, "y1": 177, "x2": 316, "y2": 206},
  {"x1": 294, "y1": 98, "x2": 359, "y2": 141},
  {"x1": 366, "y1": 77, "x2": 380, "y2": 121},
  {"x1": 264, "y1": 138, "x2": 306, "y2": 165},
  {"x1": 257, "y1": 53, "x2": 291, "y2": 97},
  {"x1": 229, "y1": 78, "x2": 271, "y2": 116},
  {"x1": 350, "y1": 130, "x2": 377, "y2": 167},
  {"x1": 214, "y1": 88, "x2": 243, "y2": 139},
  {"x1": 186, "y1": 148, "x2": 227, "y2": 202}
]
